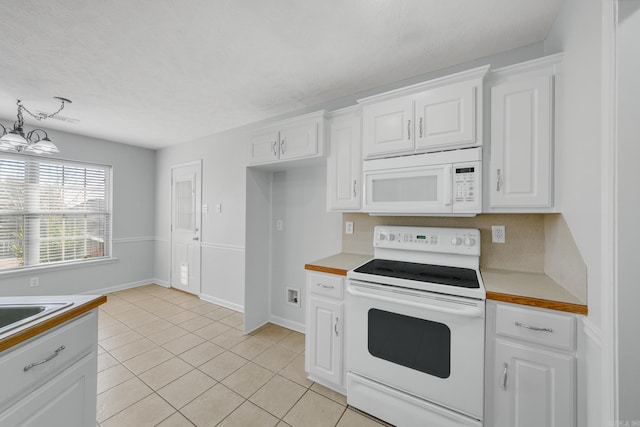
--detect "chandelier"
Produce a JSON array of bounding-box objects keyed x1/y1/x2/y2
[{"x1": 0, "y1": 97, "x2": 72, "y2": 154}]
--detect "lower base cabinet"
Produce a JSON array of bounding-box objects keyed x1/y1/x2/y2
[
  {"x1": 486, "y1": 301, "x2": 577, "y2": 427},
  {"x1": 493, "y1": 339, "x2": 574, "y2": 427},
  {"x1": 0, "y1": 310, "x2": 99, "y2": 427},
  {"x1": 305, "y1": 271, "x2": 345, "y2": 394},
  {"x1": 0, "y1": 352, "x2": 97, "y2": 427}
]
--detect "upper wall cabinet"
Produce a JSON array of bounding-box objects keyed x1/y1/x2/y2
[
  {"x1": 327, "y1": 107, "x2": 362, "y2": 211},
  {"x1": 486, "y1": 54, "x2": 562, "y2": 212},
  {"x1": 359, "y1": 65, "x2": 489, "y2": 159},
  {"x1": 247, "y1": 111, "x2": 326, "y2": 166}
]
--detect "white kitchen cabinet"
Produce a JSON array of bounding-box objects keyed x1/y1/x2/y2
[
  {"x1": 0, "y1": 353, "x2": 96, "y2": 427},
  {"x1": 360, "y1": 65, "x2": 488, "y2": 159},
  {"x1": 305, "y1": 271, "x2": 345, "y2": 394},
  {"x1": 414, "y1": 80, "x2": 477, "y2": 151},
  {"x1": 247, "y1": 111, "x2": 326, "y2": 166},
  {"x1": 327, "y1": 107, "x2": 362, "y2": 211},
  {"x1": 485, "y1": 300, "x2": 576, "y2": 427},
  {"x1": 361, "y1": 97, "x2": 413, "y2": 158},
  {"x1": 487, "y1": 54, "x2": 562, "y2": 211},
  {"x1": 0, "y1": 311, "x2": 98, "y2": 427}
]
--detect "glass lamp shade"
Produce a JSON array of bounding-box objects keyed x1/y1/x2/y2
[
  {"x1": 0, "y1": 130, "x2": 29, "y2": 147},
  {"x1": 0, "y1": 140, "x2": 17, "y2": 151},
  {"x1": 28, "y1": 138, "x2": 59, "y2": 154}
]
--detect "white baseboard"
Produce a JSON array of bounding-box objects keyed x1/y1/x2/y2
[
  {"x1": 152, "y1": 278, "x2": 170, "y2": 288},
  {"x1": 83, "y1": 279, "x2": 157, "y2": 295},
  {"x1": 269, "y1": 314, "x2": 305, "y2": 335},
  {"x1": 199, "y1": 293, "x2": 244, "y2": 313}
]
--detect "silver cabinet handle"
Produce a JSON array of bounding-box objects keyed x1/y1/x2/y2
[
  {"x1": 353, "y1": 180, "x2": 357, "y2": 198},
  {"x1": 280, "y1": 137, "x2": 286, "y2": 155},
  {"x1": 334, "y1": 317, "x2": 339, "y2": 337},
  {"x1": 502, "y1": 362, "x2": 508, "y2": 390},
  {"x1": 317, "y1": 283, "x2": 334, "y2": 289},
  {"x1": 407, "y1": 120, "x2": 411, "y2": 140},
  {"x1": 272, "y1": 140, "x2": 278, "y2": 156},
  {"x1": 24, "y1": 345, "x2": 65, "y2": 372},
  {"x1": 193, "y1": 236, "x2": 199, "y2": 241},
  {"x1": 419, "y1": 117, "x2": 423, "y2": 138},
  {"x1": 496, "y1": 169, "x2": 502, "y2": 191},
  {"x1": 515, "y1": 321, "x2": 553, "y2": 333}
]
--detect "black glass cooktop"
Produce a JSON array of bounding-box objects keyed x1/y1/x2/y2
[{"x1": 354, "y1": 259, "x2": 479, "y2": 289}]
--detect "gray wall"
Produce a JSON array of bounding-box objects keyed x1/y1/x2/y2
[
  {"x1": 0, "y1": 125, "x2": 156, "y2": 296},
  {"x1": 270, "y1": 165, "x2": 342, "y2": 331},
  {"x1": 154, "y1": 128, "x2": 247, "y2": 310},
  {"x1": 617, "y1": 1, "x2": 640, "y2": 422}
]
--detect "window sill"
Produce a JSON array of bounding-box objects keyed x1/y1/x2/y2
[{"x1": 0, "y1": 257, "x2": 119, "y2": 279}]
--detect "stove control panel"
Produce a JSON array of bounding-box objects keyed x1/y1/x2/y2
[{"x1": 374, "y1": 226, "x2": 481, "y2": 256}]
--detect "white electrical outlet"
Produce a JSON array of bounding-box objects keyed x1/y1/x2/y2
[
  {"x1": 276, "y1": 219, "x2": 283, "y2": 232},
  {"x1": 216, "y1": 203, "x2": 222, "y2": 213},
  {"x1": 345, "y1": 221, "x2": 354, "y2": 235},
  {"x1": 492, "y1": 225, "x2": 506, "y2": 243},
  {"x1": 29, "y1": 277, "x2": 39, "y2": 288}
]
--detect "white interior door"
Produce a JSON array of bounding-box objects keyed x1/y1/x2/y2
[{"x1": 171, "y1": 161, "x2": 202, "y2": 295}]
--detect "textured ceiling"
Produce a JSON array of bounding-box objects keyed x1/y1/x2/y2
[{"x1": 0, "y1": 0, "x2": 562, "y2": 149}]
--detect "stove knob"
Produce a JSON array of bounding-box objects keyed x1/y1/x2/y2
[
  {"x1": 451, "y1": 237, "x2": 462, "y2": 246},
  {"x1": 378, "y1": 233, "x2": 386, "y2": 241},
  {"x1": 388, "y1": 234, "x2": 395, "y2": 241},
  {"x1": 464, "y1": 237, "x2": 476, "y2": 247}
]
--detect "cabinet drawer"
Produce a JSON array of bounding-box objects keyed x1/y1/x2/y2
[
  {"x1": 495, "y1": 304, "x2": 575, "y2": 351},
  {"x1": 0, "y1": 311, "x2": 97, "y2": 410},
  {"x1": 308, "y1": 272, "x2": 344, "y2": 299}
]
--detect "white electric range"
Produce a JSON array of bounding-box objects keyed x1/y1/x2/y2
[{"x1": 346, "y1": 225, "x2": 486, "y2": 427}]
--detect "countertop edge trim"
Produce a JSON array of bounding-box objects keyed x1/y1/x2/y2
[
  {"x1": 304, "y1": 264, "x2": 348, "y2": 277},
  {"x1": 0, "y1": 295, "x2": 107, "y2": 352},
  {"x1": 486, "y1": 291, "x2": 588, "y2": 315}
]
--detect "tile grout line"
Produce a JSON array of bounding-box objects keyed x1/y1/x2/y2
[{"x1": 99, "y1": 286, "x2": 365, "y2": 427}]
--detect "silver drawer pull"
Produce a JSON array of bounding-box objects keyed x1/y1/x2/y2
[
  {"x1": 24, "y1": 345, "x2": 66, "y2": 372},
  {"x1": 515, "y1": 321, "x2": 553, "y2": 333},
  {"x1": 502, "y1": 362, "x2": 508, "y2": 390},
  {"x1": 317, "y1": 283, "x2": 335, "y2": 289}
]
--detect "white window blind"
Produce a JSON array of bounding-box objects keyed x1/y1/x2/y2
[{"x1": 0, "y1": 153, "x2": 112, "y2": 271}]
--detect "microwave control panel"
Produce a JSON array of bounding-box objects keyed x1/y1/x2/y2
[{"x1": 452, "y1": 161, "x2": 481, "y2": 211}]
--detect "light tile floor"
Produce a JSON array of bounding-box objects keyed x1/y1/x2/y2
[{"x1": 97, "y1": 285, "x2": 389, "y2": 427}]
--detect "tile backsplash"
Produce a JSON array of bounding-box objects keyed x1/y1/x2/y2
[{"x1": 342, "y1": 213, "x2": 546, "y2": 273}]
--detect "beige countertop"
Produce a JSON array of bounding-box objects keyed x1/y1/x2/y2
[
  {"x1": 0, "y1": 294, "x2": 107, "y2": 352},
  {"x1": 304, "y1": 253, "x2": 372, "y2": 276},
  {"x1": 481, "y1": 269, "x2": 587, "y2": 314},
  {"x1": 305, "y1": 253, "x2": 587, "y2": 315}
]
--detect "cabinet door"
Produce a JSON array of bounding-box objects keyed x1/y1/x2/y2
[
  {"x1": 0, "y1": 352, "x2": 97, "y2": 427},
  {"x1": 362, "y1": 97, "x2": 414, "y2": 158},
  {"x1": 415, "y1": 81, "x2": 477, "y2": 151},
  {"x1": 279, "y1": 120, "x2": 319, "y2": 161},
  {"x1": 490, "y1": 74, "x2": 553, "y2": 208},
  {"x1": 248, "y1": 129, "x2": 280, "y2": 164},
  {"x1": 327, "y1": 114, "x2": 362, "y2": 210},
  {"x1": 494, "y1": 339, "x2": 575, "y2": 427},
  {"x1": 307, "y1": 295, "x2": 343, "y2": 387}
]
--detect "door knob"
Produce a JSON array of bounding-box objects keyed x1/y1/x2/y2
[{"x1": 193, "y1": 237, "x2": 199, "y2": 241}]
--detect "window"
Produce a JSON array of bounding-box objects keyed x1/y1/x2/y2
[{"x1": 0, "y1": 153, "x2": 112, "y2": 271}]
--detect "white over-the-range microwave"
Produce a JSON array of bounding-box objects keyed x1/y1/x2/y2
[{"x1": 363, "y1": 147, "x2": 481, "y2": 216}]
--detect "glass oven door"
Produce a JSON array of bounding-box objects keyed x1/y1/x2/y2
[{"x1": 346, "y1": 279, "x2": 485, "y2": 420}]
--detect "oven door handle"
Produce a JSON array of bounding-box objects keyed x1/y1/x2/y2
[{"x1": 347, "y1": 286, "x2": 484, "y2": 318}]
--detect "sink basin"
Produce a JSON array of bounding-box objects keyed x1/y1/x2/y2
[{"x1": 0, "y1": 302, "x2": 73, "y2": 335}]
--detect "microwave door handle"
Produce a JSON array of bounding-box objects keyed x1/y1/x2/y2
[
  {"x1": 347, "y1": 286, "x2": 483, "y2": 318},
  {"x1": 444, "y1": 165, "x2": 453, "y2": 206}
]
